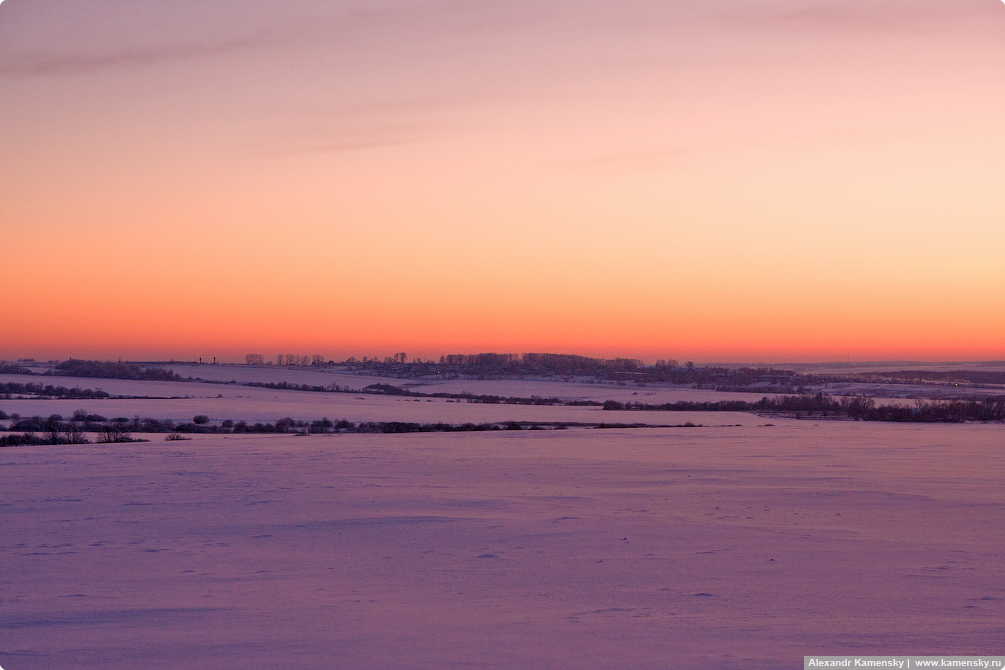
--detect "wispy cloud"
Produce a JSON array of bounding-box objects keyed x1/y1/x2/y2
[
  {"x1": 0, "y1": 0, "x2": 543, "y2": 79},
  {"x1": 238, "y1": 92, "x2": 482, "y2": 159},
  {"x1": 0, "y1": 32, "x2": 272, "y2": 77},
  {"x1": 242, "y1": 124, "x2": 425, "y2": 159},
  {"x1": 728, "y1": 0, "x2": 996, "y2": 36}
]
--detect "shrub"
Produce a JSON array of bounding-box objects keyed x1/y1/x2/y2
[{"x1": 99, "y1": 420, "x2": 132, "y2": 443}]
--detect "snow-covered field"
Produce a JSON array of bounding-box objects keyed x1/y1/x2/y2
[
  {"x1": 1, "y1": 373, "x2": 749, "y2": 426},
  {"x1": 0, "y1": 371, "x2": 921, "y2": 430},
  {"x1": 2, "y1": 419, "x2": 1003, "y2": 669},
  {"x1": 790, "y1": 362, "x2": 1005, "y2": 375},
  {"x1": 152, "y1": 364, "x2": 1005, "y2": 401},
  {"x1": 69, "y1": 364, "x2": 793, "y2": 403},
  {"x1": 16, "y1": 362, "x2": 1005, "y2": 405}
]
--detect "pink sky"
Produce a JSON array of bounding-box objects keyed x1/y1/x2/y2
[{"x1": 2, "y1": 0, "x2": 1004, "y2": 363}]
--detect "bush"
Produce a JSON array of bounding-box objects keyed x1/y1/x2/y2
[
  {"x1": 1, "y1": 433, "x2": 48, "y2": 447},
  {"x1": 99, "y1": 420, "x2": 132, "y2": 443},
  {"x1": 51, "y1": 359, "x2": 181, "y2": 381},
  {"x1": 0, "y1": 363, "x2": 33, "y2": 374},
  {"x1": 192, "y1": 415, "x2": 209, "y2": 425}
]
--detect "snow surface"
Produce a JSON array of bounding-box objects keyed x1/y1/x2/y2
[
  {"x1": 1, "y1": 379, "x2": 750, "y2": 428},
  {"x1": 0, "y1": 373, "x2": 776, "y2": 426},
  {"x1": 0, "y1": 372, "x2": 919, "y2": 429},
  {"x1": 2, "y1": 419, "x2": 1003, "y2": 669}
]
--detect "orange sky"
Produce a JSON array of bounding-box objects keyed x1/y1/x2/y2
[{"x1": 2, "y1": 0, "x2": 1004, "y2": 363}]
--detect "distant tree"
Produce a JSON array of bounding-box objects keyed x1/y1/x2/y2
[
  {"x1": 63, "y1": 420, "x2": 86, "y2": 444},
  {"x1": 193, "y1": 415, "x2": 209, "y2": 425},
  {"x1": 99, "y1": 419, "x2": 132, "y2": 443},
  {"x1": 0, "y1": 363, "x2": 33, "y2": 374},
  {"x1": 50, "y1": 359, "x2": 179, "y2": 382},
  {"x1": 45, "y1": 414, "x2": 63, "y2": 444}
]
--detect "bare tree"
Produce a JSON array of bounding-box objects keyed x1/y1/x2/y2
[
  {"x1": 99, "y1": 420, "x2": 132, "y2": 443},
  {"x1": 63, "y1": 420, "x2": 86, "y2": 444},
  {"x1": 45, "y1": 415, "x2": 62, "y2": 445}
]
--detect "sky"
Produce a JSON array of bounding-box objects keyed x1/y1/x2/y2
[{"x1": 2, "y1": 0, "x2": 1004, "y2": 364}]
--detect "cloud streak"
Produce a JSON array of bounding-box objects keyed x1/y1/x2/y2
[
  {"x1": 727, "y1": 0, "x2": 1001, "y2": 36},
  {"x1": 0, "y1": 0, "x2": 543, "y2": 78},
  {"x1": 0, "y1": 33, "x2": 272, "y2": 77},
  {"x1": 242, "y1": 124, "x2": 425, "y2": 159}
]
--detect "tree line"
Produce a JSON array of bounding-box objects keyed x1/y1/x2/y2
[
  {"x1": 0, "y1": 363, "x2": 34, "y2": 374},
  {"x1": 290, "y1": 352, "x2": 797, "y2": 386},
  {"x1": 1, "y1": 382, "x2": 112, "y2": 400},
  {"x1": 46, "y1": 359, "x2": 182, "y2": 382},
  {"x1": 854, "y1": 369, "x2": 1005, "y2": 386},
  {"x1": 602, "y1": 393, "x2": 1005, "y2": 423},
  {"x1": 0, "y1": 413, "x2": 701, "y2": 447}
]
